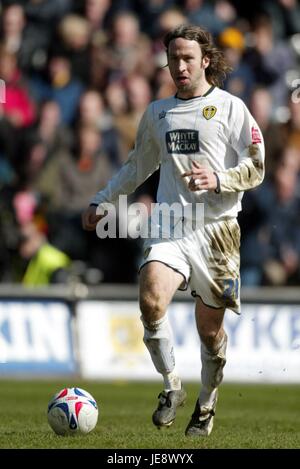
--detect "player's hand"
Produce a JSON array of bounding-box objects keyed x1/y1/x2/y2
[
  {"x1": 82, "y1": 205, "x2": 103, "y2": 231},
  {"x1": 181, "y1": 160, "x2": 218, "y2": 191}
]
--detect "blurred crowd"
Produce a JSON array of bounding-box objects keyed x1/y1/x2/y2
[{"x1": 0, "y1": 0, "x2": 300, "y2": 287}]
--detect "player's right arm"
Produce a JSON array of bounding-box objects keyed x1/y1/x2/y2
[{"x1": 82, "y1": 104, "x2": 160, "y2": 231}]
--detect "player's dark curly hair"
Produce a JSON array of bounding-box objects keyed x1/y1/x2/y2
[{"x1": 163, "y1": 24, "x2": 232, "y2": 87}]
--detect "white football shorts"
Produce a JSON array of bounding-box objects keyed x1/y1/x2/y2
[{"x1": 140, "y1": 218, "x2": 241, "y2": 314}]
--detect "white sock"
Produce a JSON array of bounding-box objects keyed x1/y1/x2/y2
[
  {"x1": 141, "y1": 314, "x2": 181, "y2": 391},
  {"x1": 163, "y1": 371, "x2": 181, "y2": 392},
  {"x1": 199, "y1": 333, "x2": 227, "y2": 408},
  {"x1": 199, "y1": 387, "x2": 218, "y2": 409}
]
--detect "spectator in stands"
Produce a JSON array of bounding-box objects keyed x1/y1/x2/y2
[
  {"x1": 263, "y1": 152, "x2": 300, "y2": 285},
  {"x1": 58, "y1": 124, "x2": 112, "y2": 214},
  {"x1": 182, "y1": 0, "x2": 237, "y2": 37},
  {"x1": 84, "y1": 0, "x2": 112, "y2": 32},
  {"x1": 245, "y1": 14, "x2": 296, "y2": 115},
  {"x1": 0, "y1": 3, "x2": 26, "y2": 56},
  {"x1": 21, "y1": 136, "x2": 45, "y2": 183},
  {"x1": 104, "y1": 80, "x2": 128, "y2": 118},
  {"x1": 133, "y1": 0, "x2": 177, "y2": 38},
  {"x1": 0, "y1": 182, "x2": 20, "y2": 282},
  {"x1": 279, "y1": 95, "x2": 300, "y2": 153},
  {"x1": 240, "y1": 145, "x2": 300, "y2": 286},
  {"x1": 84, "y1": 0, "x2": 132, "y2": 33},
  {"x1": 25, "y1": 0, "x2": 73, "y2": 25},
  {"x1": 36, "y1": 123, "x2": 112, "y2": 260},
  {"x1": 249, "y1": 86, "x2": 283, "y2": 175},
  {"x1": 84, "y1": 0, "x2": 135, "y2": 89},
  {"x1": 261, "y1": 0, "x2": 300, "y2": 40},
  {"x1": 29, "y1": 54, "x2": 85, "y2": 125},
  {"x1": 77, "y1": 90, "x2": 121, "y2": 168},
  {"x1": 91, "y1": 11, "x2": 155, "y2": 90},
  {"x1": 35, "y1": 100, "x2": 72, "y2": 157},
  {"x1": 57, "y1": 14, "x2": 92, "y2": 85},
  {"x1": 18, "y1": 218, "x2": 70, "y2": 286},
  {"x1": 0, "y1": 117, "x2": 17, "y2": 185},
  {"x1": 218, "y1": 26, "x2": 255, "y2": 105},
  {"x1": 0, "y1": 46, "x2": 36, "y2": 128},
  {"x1": 0, "y1": 2, "x2": 49, "y2": 74},
  {"x1": 17, "y1": 101, "x2": 71, "y2": 185},
  {"x1": 12, "y1": 102, "x2": 71, "y2": 220},
  {"x1": 114, "y1": 74, "x2": 153, "y2": 162}
]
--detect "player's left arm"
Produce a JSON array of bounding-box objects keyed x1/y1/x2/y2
[
  {"x1": 181, "y1": 99, "x2": 265, "y2": 193},
  {"x1": 181, "y1": 161, "x2": 219, "y2": 192},
  {"x1": 214, "y1": 99, "x2": 265, "y2": 193}
]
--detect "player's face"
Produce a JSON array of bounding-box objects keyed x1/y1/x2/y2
[{"x1": 167, "y1": 37, "x2": 210, "y2": 99}]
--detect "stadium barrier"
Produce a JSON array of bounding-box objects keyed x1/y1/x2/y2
[{"x1": 0, "y1": 285, "x2": 299, "y2": 383}]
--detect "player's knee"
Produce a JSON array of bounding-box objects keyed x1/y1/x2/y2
[
  {"x1": 200, "y1": 329, "x2": 220, "y2": 351},
  {"x1": 139, "y1": 294, "x2": 166, "y2": 325}
]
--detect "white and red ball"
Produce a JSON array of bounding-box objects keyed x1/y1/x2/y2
[{"x1": 47, "y1": 387, "x2": 98, "y2": 435}]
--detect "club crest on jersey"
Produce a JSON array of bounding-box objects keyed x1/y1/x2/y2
[
  {"x1": 159, "y1": 110, "x2": 166, "y2": 119},
  {"x1": 203, "y1": 106, "x2": 217, "y2": 120}
]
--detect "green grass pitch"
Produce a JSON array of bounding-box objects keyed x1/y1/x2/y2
[{"x1": 0, "y1": 380, "x2": 299, "y2": 449}]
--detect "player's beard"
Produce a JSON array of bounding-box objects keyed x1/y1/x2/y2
[
  {"x1": 176, "y1": 68, "x2": 205, "y2": 97},
  {"x1": 177, "y1": 80, "x2": 198, "y2": 94}
]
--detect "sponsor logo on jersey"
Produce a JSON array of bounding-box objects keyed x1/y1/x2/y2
[
  {"x1": 203, "y1": 106, "x2": 217, "y2": 120},
  {"x1": 166, "y1": 129, "x2": 199, "y2": 154},
  {"x1": 251, "y1": 126, "x2": 262, "y2": 143},
  {"x1": 159, "y1": 110, "x2": 166, "y2": 119}
]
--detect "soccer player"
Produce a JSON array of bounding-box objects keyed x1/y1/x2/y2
[{"x1": 82, "y1": 24, "x2": 265, "y2": 436}]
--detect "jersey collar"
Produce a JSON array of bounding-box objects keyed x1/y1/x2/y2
[{"x1": 175, "y1": 85, "x2": 215, "y2": 101}]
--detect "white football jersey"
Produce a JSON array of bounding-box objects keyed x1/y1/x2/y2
[{"x1": 91, "y1": 86, "x2": 265, "y2": 221}]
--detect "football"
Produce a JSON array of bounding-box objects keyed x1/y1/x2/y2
[{"x1": 47, "y1": 387, "x2": 98, "y2": 436}]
